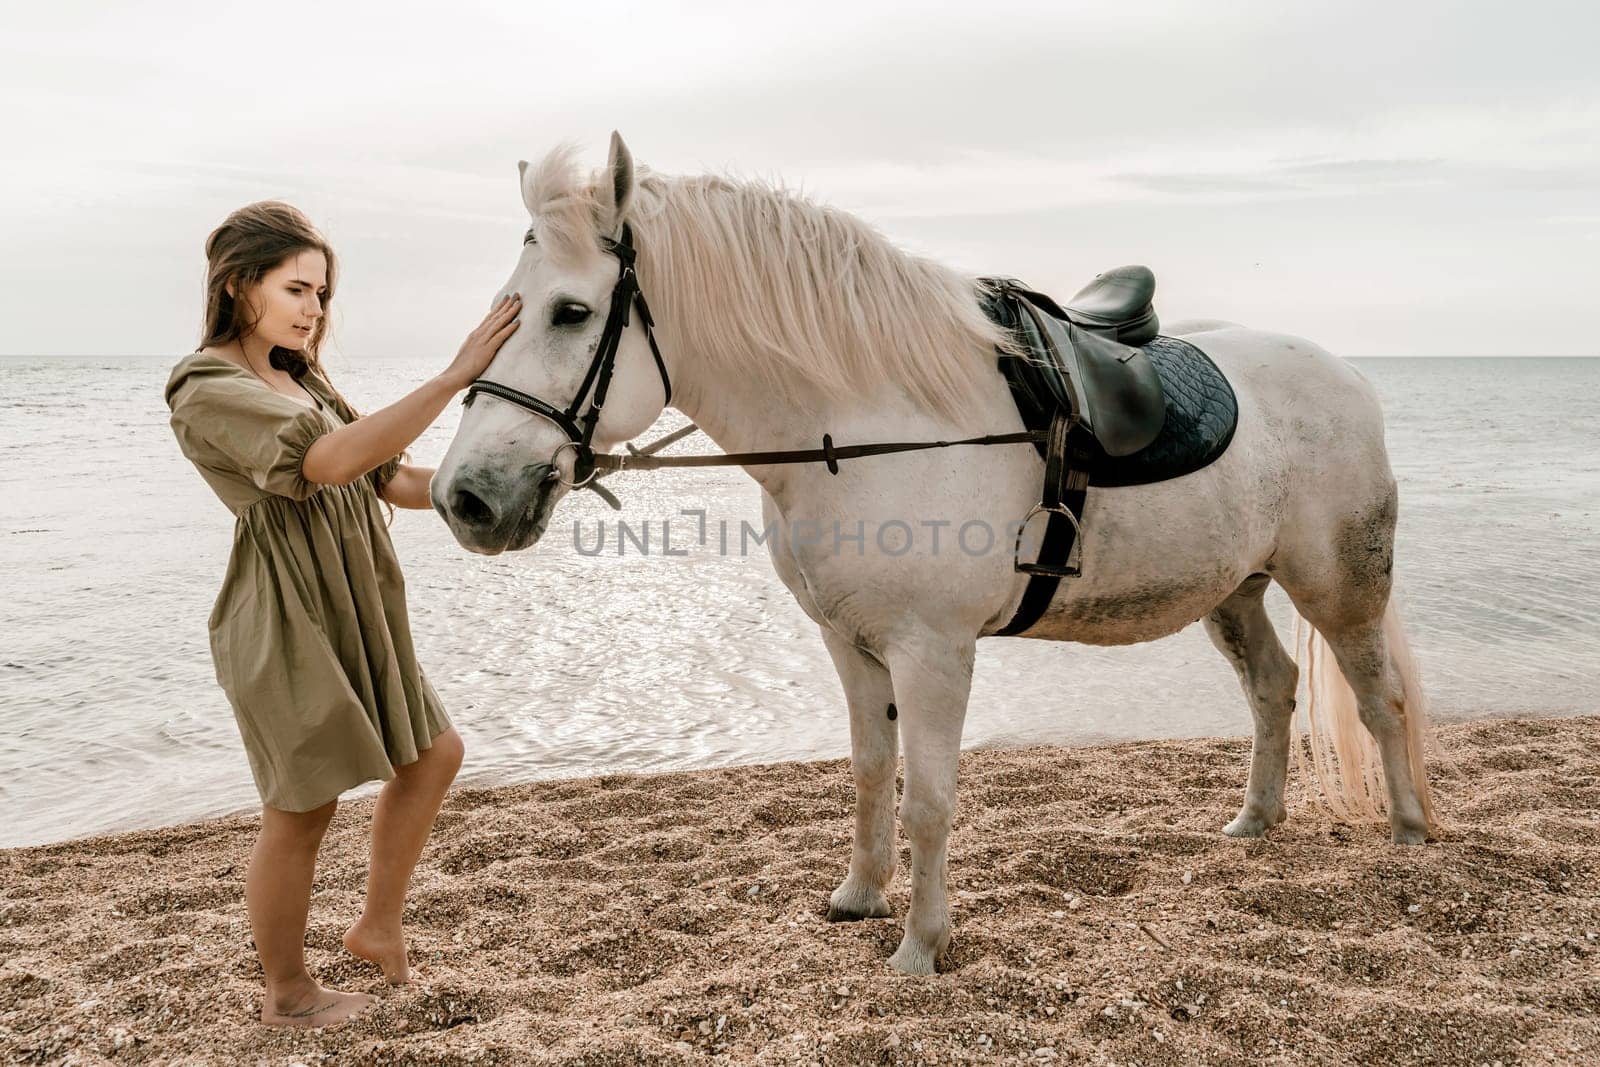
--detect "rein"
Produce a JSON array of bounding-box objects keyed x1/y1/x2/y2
[{"x1": 596, "y1": 429, "x2": 1047, "y2": 474}]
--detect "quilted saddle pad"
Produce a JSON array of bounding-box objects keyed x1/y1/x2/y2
[{"x1": 1001, "y1": 334, "x2": 1239, "y2": 488}]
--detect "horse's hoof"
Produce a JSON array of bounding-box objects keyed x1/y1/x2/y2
[
  {"x1": 827, "y1": 883, "x2": 892, "y2": 922},
  {"x1": 887, "y1": 938, "x2": 940, "y2": 975},
  {"x1": 1223, "y1": 803, "x2": 1286, "y2": 838},
  {"x1": 1222, "y1": 814, "x2": 1269, "y2": 838},
  {"x1": 1390, "y1": 823, "x2": 1429, "y2": 846}
]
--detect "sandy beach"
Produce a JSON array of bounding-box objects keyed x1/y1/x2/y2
[{"x1": 2, "y1": 714, "x2": 1597, "y2": 1065}]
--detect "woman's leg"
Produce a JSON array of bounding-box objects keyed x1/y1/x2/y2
[
  {"x1": 344, "y1": 728, "x2": 464, "y2": 983},
  {"x1": 248, "y1": 800, "x2": 374, "y2": 1028}
]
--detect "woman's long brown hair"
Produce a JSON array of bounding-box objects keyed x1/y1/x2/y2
[{"x1": 198, "y1": 201, "x2": 400, "y2": 505}]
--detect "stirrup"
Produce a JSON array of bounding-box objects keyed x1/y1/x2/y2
[{"x1": 1012, "y1": 503, "x2": 1083, "y2": 578}]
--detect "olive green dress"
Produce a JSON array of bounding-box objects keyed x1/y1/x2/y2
[{"x1": 165, "y1": 353, "x2": 450, "y2": 812}]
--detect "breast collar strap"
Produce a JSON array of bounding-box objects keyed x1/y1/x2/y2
[{"x1": 463, "y1": 222, "x2": 672, "y2": 486}]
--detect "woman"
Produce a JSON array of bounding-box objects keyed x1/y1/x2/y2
[{"x1": 165, "y1": 201, "x2": 520, "y2": 1028}]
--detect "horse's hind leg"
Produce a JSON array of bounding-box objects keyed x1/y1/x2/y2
[
  {"x1": 1305, "y1": 618, "x2": 1432, "y2": 843},
  {"x1": 1276, "y1": 482, "x2": 1433, "y2": 844},
  {"x1": 1204, "y1": 574, "x2": 1299, "y2": 837},
  {"x1": 820, "y1": 628, "x2": 899, "y2": 922}
]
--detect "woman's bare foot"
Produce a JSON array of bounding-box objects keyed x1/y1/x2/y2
[
  {"x1": 261, "y1": 977, "x2": 374, "y2": 1029},
  {"x1": 343, "y1": 920, "x2": 410, "y2": 984}
]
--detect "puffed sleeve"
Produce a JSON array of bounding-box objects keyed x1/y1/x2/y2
[{"x1": 165, "y1": 359, "x2": 330, "y2": 501}]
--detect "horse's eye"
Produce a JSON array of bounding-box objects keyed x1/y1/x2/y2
[{"x1": 552, "y1": 303, "x2": 591, "y2": 327}]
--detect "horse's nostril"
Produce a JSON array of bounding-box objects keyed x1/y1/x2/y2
[{"x1": 450, "y1": 486, "x2": 497, "y2": 529}]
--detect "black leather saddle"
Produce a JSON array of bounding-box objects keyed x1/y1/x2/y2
[
  {"x1": 980, "y1": 271, "x2": 1166, "y2": 460},
  {"x1": 1056, "y1": 264, "x2": 1161, "y2": 347},
  {"x1": 978, "y1": 268, "x2": 1239, "y2": 636},
  {"x1": 979, "y1": 270, "x2": 1237, "y2": 484}
]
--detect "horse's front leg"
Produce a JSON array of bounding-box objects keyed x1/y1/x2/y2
[
  {"x1": 820, "y1": 627, "x2": 899, "y2": 922},
  {"x1": 882, "y1": 636, "x2": 974, "y2": 974}
]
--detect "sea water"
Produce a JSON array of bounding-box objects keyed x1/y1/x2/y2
[{"x1": 1, "y1": 356, "x2": 1595, "y2": 847}]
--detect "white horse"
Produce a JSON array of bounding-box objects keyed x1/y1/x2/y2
[{"x1": 432, "y1": 133, "x2": 1438, "y2": 974}]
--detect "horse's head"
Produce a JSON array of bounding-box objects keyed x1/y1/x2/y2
[{"x1": 433, "y1": 133, "x2": 670, "y2": 554}]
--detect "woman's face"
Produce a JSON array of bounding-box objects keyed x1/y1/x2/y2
[{"x1": 234, "y1": 249, "x2": 327, "y2": 350}]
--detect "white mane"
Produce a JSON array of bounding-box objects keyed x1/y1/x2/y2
[{"x1": 523, "y1": 145, "x2": 1013, "y2": 420}]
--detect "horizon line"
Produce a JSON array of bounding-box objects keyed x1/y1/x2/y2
[{"x1": 4, "y1": 352, "x2": 1598, "y2": 361}]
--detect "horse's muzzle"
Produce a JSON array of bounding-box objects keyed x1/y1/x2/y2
[{"x1": 434, "y1": 463, "x2": 558, "y2": 554}]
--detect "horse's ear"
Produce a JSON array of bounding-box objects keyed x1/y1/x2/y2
[
  {"x1": 599, "y1": 131, "x2": 634, "y2": 235},
  {"x1": 517, "y1": 159, "x2": 537, "y2": 216}
]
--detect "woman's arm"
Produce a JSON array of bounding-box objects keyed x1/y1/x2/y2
[
  {"x1": 379, "y1": 463, "x2": 438, "y2": 510},
  {"x1": 302, "y1": 378, "x2": 454, "y2": 486},
  {"x1": 301, "y1": 293, "x2": 521, "y2": 487}
]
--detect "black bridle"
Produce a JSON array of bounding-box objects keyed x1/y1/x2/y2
[{"x1": 463, "y1": 222, "x2": 672, "y2": 490}]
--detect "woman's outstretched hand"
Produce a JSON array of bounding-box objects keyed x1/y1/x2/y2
[
  {"x1": 302, "y1": 293, "x2": 523, "y2": 488},
  {"x1": 441, "y1": 294, "x2": 521, "y2": 390}
]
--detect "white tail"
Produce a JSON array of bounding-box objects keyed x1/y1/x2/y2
[{"x1": 1291, "y1": 597, "x2": 1439, "y2": 831}]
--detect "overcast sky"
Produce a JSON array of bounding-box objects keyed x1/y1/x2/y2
[{"x1": 4, "y1": 0, "x2": 1596, "y2": 358}]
